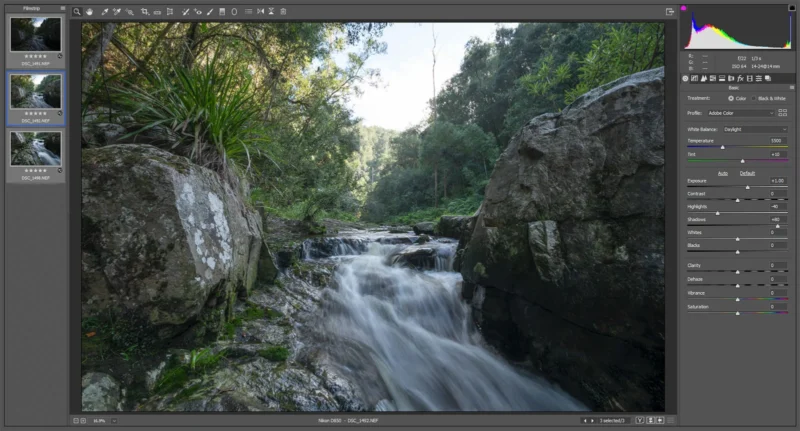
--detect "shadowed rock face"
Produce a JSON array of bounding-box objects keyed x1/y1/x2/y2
[
  {"x1": 37, "y1": 18, "x2": 61, "y2": 51},
  {"x1": 39, "y1": 76, "x2": 61, "y2": 108},
  {"x1": 459, "y1": 67, "x2": 665, "y2": 412},
  {"x1": 81, "y1": 145, "x2": 262, "y2": 343}
]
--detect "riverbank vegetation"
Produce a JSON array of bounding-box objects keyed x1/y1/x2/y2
[{"x1": 82, "y1": 22, "x2": 663, "y2": 227}]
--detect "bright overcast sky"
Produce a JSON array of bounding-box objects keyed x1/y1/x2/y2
[
  {"x1": 339, "y1": 23, "x2": 517, "y2": 131},
  {"x1": 31, "y1": 74, "x2": 49, "y2": 85}
]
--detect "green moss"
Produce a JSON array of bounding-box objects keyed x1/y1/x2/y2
[
  {"x1": 190, "y1": 347, "x2": 225, "y2": 372},
  {"x1": 242, "y1": 303, "x2": 265, "y2": 321},
  {"x1": 154, "y1": 348, "x2": 225, "y2": 396},
  {"x1": 265, "y1": 308, "x2": 284, "y2": 320},
  {"x1": 269, "y1": 390, "x2": 298, "y2": 411},
  {"x1": 258, "y1": 346, "x2": 290, "y2": 362},
  {"x1": 473, "y1": 262, "x2": 487, "y2": 278},
  {"x1": 222, "y1": 317, "x2": 242, "y2": 340}
]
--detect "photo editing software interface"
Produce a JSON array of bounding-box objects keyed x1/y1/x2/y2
[{"x1": 0, "y1": 0, "x2": 799, "y2": 430}]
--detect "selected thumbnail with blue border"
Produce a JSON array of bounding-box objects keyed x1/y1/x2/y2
[{"x1": 6, "y1": 70, "x2": 66, "y2": 127}]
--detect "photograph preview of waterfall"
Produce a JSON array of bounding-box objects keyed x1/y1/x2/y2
[
  {"x1": 9, "y1": 131, "x2": 61, "y2": 166},
  {"x1": 79, "y1": 20, "x2": 664, "y2": 414}
]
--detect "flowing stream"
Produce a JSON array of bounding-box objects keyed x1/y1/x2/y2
[
  {"x1": 304, "y1": 232, "x2": 587, "y2": 412},
  {"x1": 32, "y1": 137, "x2": 60, "y2": 165},
  {"x1": 31, "y1": 92, "x2": 54, "y2": 109}
]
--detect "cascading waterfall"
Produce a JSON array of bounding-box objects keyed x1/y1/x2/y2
[
  {"x1": 31, "y1": 138, "x2": 60, "y2": 165},
  {"x1": 307, "y1": 233, "x2": 587, "y2": 412}
]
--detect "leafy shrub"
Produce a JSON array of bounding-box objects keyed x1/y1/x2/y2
[{"x1": 115, "y1": 56, "x2": 269, "y2": 187}]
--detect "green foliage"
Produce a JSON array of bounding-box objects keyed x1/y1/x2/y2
[
  {"x1": 10, "y1": 75, "x2": 34, "y2": 94},
  {"x1": 521, "y1": 23, "x2": 665, "y2": 108},
  {"x1": 307, "y1": 223, "x2": 327, "y2": 235},
  {"x1": 222, "y1": 318, "x2": 242, "y2": 340},
  {"x1": 83, "y1": 22, "x2": 662, "y2": 226},
  {"x1": 520, "y1": 53, "x2": 578, "y2": 111},
  {"x1": 258, "y1": 346, "x2": 290, "y2": 362},
  {"x1": 154, "y1": 347, "x2": 226, "y2": 396},
  {"x1": 362, "y1": 122, "x2": 495, "y2": 223},
  {"x1": 115, "y1": 56, "x2": 265, "y2": 184},
  {"x1": 12, "y1": 18, "x2": 35, "y2": 37},
  {"x1": 155, "y1": 366, "x2": 189, "y2": 394},
  {"x1": 563, "y1": 23, "x2": 664, "y2": 104},
  {"x1": 35, "y1": 74, "x2": 61, "y2": 93},
  {"x1": 189, "y1": 347, "x2": 225, "y2": 372},
  {"x1": 384, "y1": 195, "x2": 482, "y2": 225},
  {"x1": 83, "y1": 21, "x2": 388, "y2": 210},
  {"x1": 364, "y1": 22, "x2": 663, "y2": 224}
]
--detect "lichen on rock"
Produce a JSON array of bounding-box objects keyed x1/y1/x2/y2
[{"x1": 81, "y1": 144, "x2": 262, "y2": 343}]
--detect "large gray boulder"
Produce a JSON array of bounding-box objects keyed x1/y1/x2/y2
[
  {"x1": 10, "y1": 85, "x2": 26, "y2": 105},
  {"x1": 82, "y1": 123, "x2": 126, "y2": 148},
  {"x1": 412, "y1": 221, "x2": 435, "y2": 235},
  {"x1": 436, "y1": 215, "x2": 472, "y2": 239},
  {"x1": 81, "y1": 145, "x2": 262, "y2": 342},
  {"x1": 82, "y1": 372, "x2": 123, "y2": 412},
  {"x1": 460, "y1": 68, "x2": 665, "y2": 412},
  {"x1": 39, "y1": 77, "x2": 61, "y2": 108},
  {"x1": 42, "y1": 132, "x2": 61, "y2": 155}
]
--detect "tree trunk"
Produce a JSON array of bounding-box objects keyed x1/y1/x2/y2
[
  {"x1": 431, "y1": 24, "x2": 437, "y2": 121},
  {"x1": 434, "y1": 163, "x2": 438, "y2": 208},
  {"x1": 443, "y1": 171, "x2": 448, "y2": 200},
  {"x1": 81, "y1": 23, "x2": 116, "y2": 97},
  {"x1": 182, "y1": 23, "x2": 199, "y2": 69}
]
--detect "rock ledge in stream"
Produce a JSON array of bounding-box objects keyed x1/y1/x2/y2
[
  {"x1": 460, "y1": 67, "x2": 665, "y2": 412},
  {"x1": 81, "y1": 144, "x2": 262, "y2": 342},
  {"x1": 412, "y1": 222, "x2": 435, "y2": 235}
]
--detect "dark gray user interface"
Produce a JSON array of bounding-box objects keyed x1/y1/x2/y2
[{"x1": 1, "y1": 2, "x2": 799, "y2": 431}]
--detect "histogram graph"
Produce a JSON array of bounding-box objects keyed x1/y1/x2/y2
[{"x1": 682, "y1": 5, "x2": 794, "y2": 50}]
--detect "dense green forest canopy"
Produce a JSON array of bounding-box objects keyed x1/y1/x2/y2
[
  {"x1": 82, "y1": 21, "x2": 663, "y2": 225},
  {"x1": 11, "y1": 75, "x2": 35, "y2": 93}
]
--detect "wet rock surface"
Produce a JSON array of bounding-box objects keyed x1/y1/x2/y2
[
  {"x1": 436, "y1": 215, "x2": 474, "y2": 240},
  {"x1": 459, "y1": 67, "x2": 665, "y2": 412},
  {"x1": 413, "y1": 221, "x2": 435, "y2": 235}
]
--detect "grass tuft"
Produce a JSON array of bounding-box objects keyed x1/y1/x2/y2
[{"x1": 258, "y1": 346, "x2": 290, "y2": 362}]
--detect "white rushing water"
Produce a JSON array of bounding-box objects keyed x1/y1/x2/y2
[
  {"x1": 315, "y1": 236, "x2": 587, "y2": 412},
  {"x1": 32, "y1": 138, "x2": 60, "y2": 165}
]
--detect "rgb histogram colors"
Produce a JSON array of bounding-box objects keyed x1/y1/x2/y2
[{"x1": 685, "y1": 12, "x2": 792, "y2": 49}]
